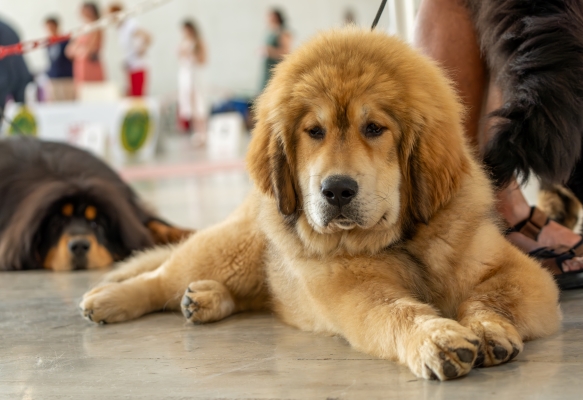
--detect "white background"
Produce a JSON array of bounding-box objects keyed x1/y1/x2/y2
[{"x1": 0, "y1": 0, "x2": 420, "y2": 99}]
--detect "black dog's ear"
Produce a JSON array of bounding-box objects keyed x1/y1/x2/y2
[
  {"x1": 246, "y1": 88, "x2": 298, "y2": 216},
  {"x1": 0, "y1": 181, "x2": 69, "y2": 270},
  {"x1": 146, "y1": 219, "x2": 194, "y2": 245}
]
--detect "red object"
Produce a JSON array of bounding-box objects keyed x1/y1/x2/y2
[
  {"x1": 178, "y1": 117, "x2": 191, "y2": 132},
  {"x1": 128, "y1": 69, "x2": 146, "y2": 97},
  {"x1": 0, "y1": 34, "x2": 70, "y2": 60}
]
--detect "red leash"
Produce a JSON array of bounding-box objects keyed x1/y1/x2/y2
[{"x1": 0, "y1": 34, "x2": 71, "y2": 60}]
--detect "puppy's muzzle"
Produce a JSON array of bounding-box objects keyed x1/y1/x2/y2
[{"x1": 321, "y1": 175, "x2": 359, "y2": 208}]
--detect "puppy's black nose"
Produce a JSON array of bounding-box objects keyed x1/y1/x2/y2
[
  {"x1": 321, "y1": 175, "x2": 358, "y2": 207},
  {"x1": 68, "y1": 238, "x2": 91, "y2": 257}
]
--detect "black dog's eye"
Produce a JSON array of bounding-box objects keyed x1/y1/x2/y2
[
  {"x1": 306, "y1": 126, "x2": 325, "y2": 139},
  {"x1": 364, "y1": 123, "x2": 386, "y2": 138}
]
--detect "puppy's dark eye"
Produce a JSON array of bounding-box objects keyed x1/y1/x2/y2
[
  {"x1": 306, "y1": 126, "x2": 325, "y2": 139},
  {"x1": 364, "y1": 123, "x2": 386, "y2": 138}
]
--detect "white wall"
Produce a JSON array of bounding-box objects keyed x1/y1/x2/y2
[{"x1": 0, "y1": 0, "x2": 414, "y2": 99}]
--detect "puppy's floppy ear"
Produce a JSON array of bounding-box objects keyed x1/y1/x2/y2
[
  {"x1": 399, "y1": 118, "x2": 470, "y2": 225},
  {"x1": 246, "y1": 102, "x2": 297, "y2": 216}
]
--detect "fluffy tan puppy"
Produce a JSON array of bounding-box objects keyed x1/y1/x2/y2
[{"x1": 80, "y1": 29, "x2": 560, "y2": 381}]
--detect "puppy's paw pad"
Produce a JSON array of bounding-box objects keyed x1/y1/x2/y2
[
  {"x1": 180, "y1": 280, "x2": 234, "y2": 324},
  {"x1": 483, "y1": 338, "x2": 521, "y2": 366},
  {"x1": 181, "y1": 293, "x2": 200, "y2": 319},
  {"x1": 454, "y1": 347, "x2": 476, "y2": 364}
]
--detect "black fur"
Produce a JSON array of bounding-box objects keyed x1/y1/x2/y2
[
  {"x1": 467, "y1": 0, "x2": 583, "y2": 187},
  {"x1": 0, "y1": 137, "x2": 165, "y2": 270}
]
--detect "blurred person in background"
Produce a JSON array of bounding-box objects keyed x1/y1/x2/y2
[
  {"x1": 109, "y1": 3, "x2": 151, "y2": 97},
  {"x1": 261, "y1": 8, "x2": 291, "y2": 91},
  {"x1": 65, "y1": 2, "x2": 105, "y2": 96},
  {"x1": 344, "y1": 9, "x2": 356, "y2": 26},
  {"x1": 177, "y1": 20, "x2": 207, "y2": 145},
  {"x1": 0, "y1": 19, "x2": 32, "y2": 111},
  {"x1": 44, "y1": 16, "x2": 74, "y2": 101}
]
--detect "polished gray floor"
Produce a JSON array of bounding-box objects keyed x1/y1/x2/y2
[
  {"x1": 1, "y1": 270, "x2": 583, "y2": 399},
  {"x1": 1, "y1": 154, "x2": 583, "y2": 399}
]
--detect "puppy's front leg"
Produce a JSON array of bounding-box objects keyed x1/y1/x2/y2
[
  {"x1": 304, "y1": 263, "x2": 480, "y2": 380},
  {"x1": 80, "y1": 196, "x2": 269, "y2": 324},
  {"x1": 458, "y1": 240, "x2": 561, "y2": 368}
]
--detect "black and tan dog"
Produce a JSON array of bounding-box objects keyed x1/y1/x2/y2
[{"x1": 0, "y1": 136, "x2": 192, "y2": 271}]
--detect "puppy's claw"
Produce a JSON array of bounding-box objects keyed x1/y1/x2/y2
[
  {"x1": 426, "y1": 365, "x2": 438, "y2": 381},
  {"x1": 181, "y1": 295, "x2": 193, "y2": 307}
]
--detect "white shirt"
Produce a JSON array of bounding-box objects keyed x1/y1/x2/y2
[{"x1": 118, "y1": 18, "x2": 147, "y2": 71}]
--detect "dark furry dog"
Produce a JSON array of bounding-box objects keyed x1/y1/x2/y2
[
  {"x1": 0, "y1": 137, "x2": 192, "y2": 271},
  {"x1": 467, "y1": 0, "x2": 583, "y2": 188}
]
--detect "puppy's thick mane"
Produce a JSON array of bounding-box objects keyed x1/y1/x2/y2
[{"x1": 247, "y1": 28, "x2": 478, "y2": 256}]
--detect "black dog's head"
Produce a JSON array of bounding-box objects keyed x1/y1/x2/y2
[
  {"x1": 0, "y1": 178, "x2": 156, "y2": 271},
  {"x1": 0, "y1": 137, "x2": 192, "y2": 271},
  {"x1": 36, "y1": 197, "x2": 127, "y2": 271}
]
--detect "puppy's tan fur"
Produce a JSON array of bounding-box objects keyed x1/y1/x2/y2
[{"x1": 80, "y1": 29, "x2": 560, "y2": 380}]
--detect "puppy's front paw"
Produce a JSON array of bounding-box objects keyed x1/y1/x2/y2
[
  {"x1": 408, "y1": 318, "x2": 479, "y2": 381},
  {"x1": 181, "y1": 280, "x2": 235, "y2": 323},
  {"x1": 79, "y1": 283, "x2": 138, "y2": 324},
  {"x1": 462, "y1": 317, "x2": 523, "y2": 367}
]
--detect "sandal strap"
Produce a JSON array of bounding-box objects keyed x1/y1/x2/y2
[
  {"x1": 533, "y1": 239, "x2": 583, "y2": 276},
  {"x1": 572, "y1": 239, "x2": 583, "y2": 257},
  {"x1": 508, "y1": 207, "x2": 550, "y2": 241}
]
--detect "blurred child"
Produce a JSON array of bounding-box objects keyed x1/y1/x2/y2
[
  {"x1": 177, "y1": 20, "x2": 207, "y2": 144},
  {"x1": 109, "y1": 3, "x2": 151, "y2": 97},
  {"x1": 44, "y1": 16, "x2": 74, "y2": 101}
]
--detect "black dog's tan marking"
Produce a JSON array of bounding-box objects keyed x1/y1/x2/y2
[
  {"x1": 85, "y1": 205, "x2": 97, "y2": 221},
  {"x1": 62, "y1": 204, "x2": 74, "y2": 217},
  {"x1": 0, "y1": 137, "x2": 193, "y2": 271}
]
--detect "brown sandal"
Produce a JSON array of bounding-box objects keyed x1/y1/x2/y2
[{"x1": 507, "y1": 207, "x2": 583, "y2": 290}]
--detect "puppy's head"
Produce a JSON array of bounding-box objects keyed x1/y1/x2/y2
[{"x1": 247, "y1": 29, "x2": 470, "y2": 251}]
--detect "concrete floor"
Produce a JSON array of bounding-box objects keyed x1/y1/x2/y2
[{"x1": 2, "y1": 143, "x2": 583, "y2": 399}]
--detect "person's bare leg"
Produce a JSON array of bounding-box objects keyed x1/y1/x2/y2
[{"x1": 414, "y1": 0, "x2": 486, "y2": 148}]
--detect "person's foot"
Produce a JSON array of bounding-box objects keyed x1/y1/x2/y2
[
  {"x1": 499, "y1": 180, "x2": 583, "y2": 273},
  {"x1": 536, "y1": 220, "x2": 583, "y2": 272},
  {"x1": 506, "y1": 222, "x2": 583, "y2": 272}
]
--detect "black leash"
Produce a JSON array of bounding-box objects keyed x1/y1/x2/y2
[{"x1": 371, "y1": 0, "x2": 388, "y2": 30}]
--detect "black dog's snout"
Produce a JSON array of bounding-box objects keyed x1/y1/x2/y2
[
  {"x1": 68, "y1": 238, "x2": 91, "y2": 257},
  {"x1": 321, "y1": 175, "x2": 359, "y2": 207}
]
